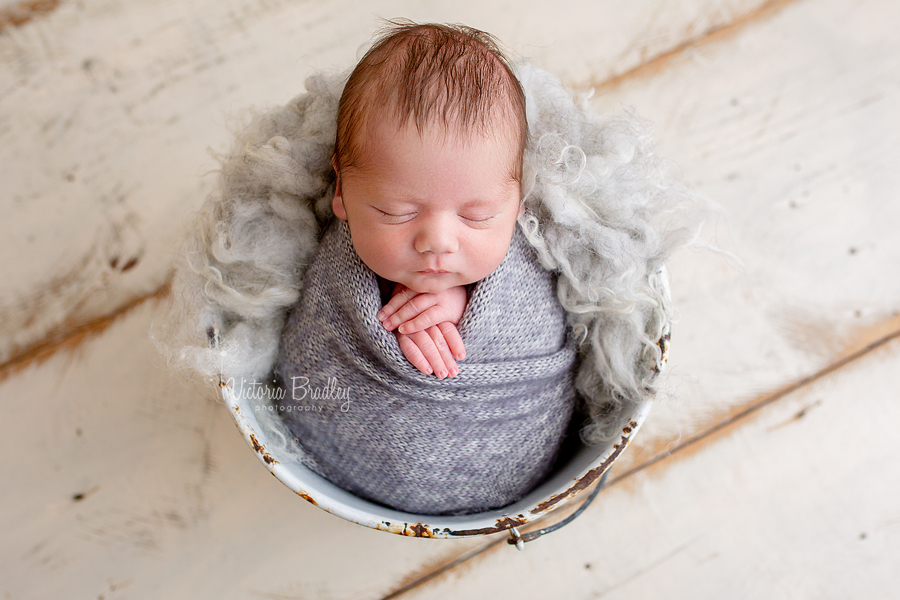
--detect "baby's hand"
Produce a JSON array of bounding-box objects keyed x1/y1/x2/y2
[
  {"x1": 379, "y1": 285, "x2": 467, "y2": 378},
  {"x1": 378, "y1": 285, "x2": 467, "y2": 335},
  {"x1": 395, "y1": 323, "x2": 464, "y2": 379}
]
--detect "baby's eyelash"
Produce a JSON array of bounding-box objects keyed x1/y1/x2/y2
[
  {"x1": 376, "y1": 208, "x2": 416, "y2": 223},
  {"x1": 461, "y1": 214, "x2": 496, "y2": 224}
]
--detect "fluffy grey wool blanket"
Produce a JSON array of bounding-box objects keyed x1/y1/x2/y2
[
  {"x1": 156, "y1": 62, "x2": 704, "y2": 499},
  {"x1": 274, "y1": 219, "x2": 577, "y2": 514}
]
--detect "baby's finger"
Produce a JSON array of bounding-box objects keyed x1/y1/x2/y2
[
  {"x1": 396, "y1": 305, "x2": 448, "y2": 334},
  {"x1": 436, "y1": 321, "x2": 466, "y2": 362},
  {"x1": 382, "y1": 294, "x2": 438, "y2": 331},
  {"x1": 402, "y1": 329, "x2": 453, "y2": 379},
  {"x1": 378, "y1": 286, "x2": 418, "y2": 322},
  {"x1": 426, "y1": 326, "x2": 459, "y2": 378},
  {"x1": 396, "y1": 333, "x2": 434, "y2": 375}
]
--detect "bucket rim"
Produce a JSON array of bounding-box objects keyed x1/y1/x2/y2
[{"x1": 220, "y1": 379, "x2": 653, "y2": 538}]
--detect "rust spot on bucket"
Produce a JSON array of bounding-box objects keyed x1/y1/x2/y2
[
  {"x1": 652, "y1": 332, "x2": 671, "y2": 374},
  {"x1": 296, "y1": 492, "x2": 318, "y2": 506},
  {"x1": 375, "y1": 521, "x2": 402, "y2": 535},
  {"x1": 408, "y1": 523, "x2": 434, "y2": 538},
  {"x1": 495, "y1": 516, "x2": 527, "y2": 530},
  {"x1": 529, "y1": 418, "x2": 639, "y2": 513},
  {"x1": 446, "y1": 515, "x2": 527, "y2": 537},
  {"x1": 659, "y1": 331, "x2": 671, "y2": 360},
  {"x1": 249, "y1": 433, "x2": 278, "y2": 465},
  {"x1": 374, "y1": 521, "x2": 437, "y2": 537},
  {"x1": 531, "y1": 431, "x2": 633, "y2": 514}
]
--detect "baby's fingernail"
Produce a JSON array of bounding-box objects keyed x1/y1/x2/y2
[
  {"x1": 437, "y1": 369, "x2": 447, "y2": 379},
  {"x1": 377, "y1": 310, "x2": 385, "y2": 320},
  {"x1": 398, "y1": 324, "x2": 407, "y2": 334},
  {"x1": 456, "y1": 351, "x2": 465, "y2": 360},
  {"x1": 449, "y1": 367, "x2": 458, "y2": 377}
]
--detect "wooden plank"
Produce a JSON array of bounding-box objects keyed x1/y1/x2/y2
[
  {"x1": 0, "y1": 300, "x2": 486, "y2": 599},
  {"x1": 397, "y1": 334, "x2": 900, "y2": 600},
  {"x1": 0, "y1": 0, "x2": 770, "y2": 366},
  {"x1": 585, "y1": 0, "x2": 900, "y2": 468}
]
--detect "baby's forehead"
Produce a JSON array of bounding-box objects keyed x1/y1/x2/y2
[
  {"x1": 346, "y1": 116, "x2": 521, "y2": 180},
  {"x1": 351, "y1": 103, "x2": 523, "y2": 159}
]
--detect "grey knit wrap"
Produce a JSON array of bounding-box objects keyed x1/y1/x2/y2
[{"x1": 274, "y1": 218, "x2": 577, "y2": 515}]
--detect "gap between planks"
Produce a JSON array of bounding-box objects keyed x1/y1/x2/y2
[
  {"x1": 379, "y1": 313, "x2": 900, "y2": 600},
  {"x1": 588, "y1": 0, "x2": 805, "y2": 93},
  {"x1": 0, "y1": 278, "x2": 172, "y2": 383},
  {"x1": 0, "y1": 0, "x2": 62, "y2": 33}
]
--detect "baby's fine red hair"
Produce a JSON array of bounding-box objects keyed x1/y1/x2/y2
[{"x1": 334, "y1": 22, "x2": 527, "y2": 181}]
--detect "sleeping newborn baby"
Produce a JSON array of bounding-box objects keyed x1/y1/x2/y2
[{"x1": 274, "y1": 22, "x2": 577, "y2": 515}]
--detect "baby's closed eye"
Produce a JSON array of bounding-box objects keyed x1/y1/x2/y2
[
  {"x1": 460, "y1": 213, "x2": 497, "y2": 227},
  {"x1": 374, "y1": 208, "x2": 417, "y2": 224}
]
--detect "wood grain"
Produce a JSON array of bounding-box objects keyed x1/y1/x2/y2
[{"x1": 2, "y1": 0, "x2": 898, "y2": 598}]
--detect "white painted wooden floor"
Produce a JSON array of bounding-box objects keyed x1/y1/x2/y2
[{"x1": 2, "y1": 0, "x2": 898, "y2": 598}]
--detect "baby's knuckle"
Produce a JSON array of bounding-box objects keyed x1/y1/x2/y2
[{"x1": 430, "y1": 334, "x2": 449, "y2": 352}]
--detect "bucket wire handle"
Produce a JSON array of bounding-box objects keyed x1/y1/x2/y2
[{"x1": 507, "y1": 469, "x2": 610, "y2": 550}]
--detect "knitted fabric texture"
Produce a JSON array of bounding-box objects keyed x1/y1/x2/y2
[{"x1": 274, "y1": 219, "x2": 577, "y2": 515}]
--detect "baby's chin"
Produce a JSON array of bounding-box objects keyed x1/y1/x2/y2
[
  {"x1": 405, "y1": 281, "x2": 462, "y2": 295},
  {"x1": 400, "y1": 274, "x2": 474, "y2": 295}
]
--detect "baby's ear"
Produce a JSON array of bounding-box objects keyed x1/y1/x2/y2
[
  {"x1": 331, "y1": 156, "x2": 348, "y2": 220},
  {"x1": 332, "y1": 174, "x2": 348, "y2": 221}
]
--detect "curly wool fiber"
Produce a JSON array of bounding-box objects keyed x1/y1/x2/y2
[
  {"x1": 156, "y1": 62, "x2": 702, "y2": 445},
  {"x1": 517, "y1": 65, "x2": 699, "y2": 442},
  {"x1": 154, "y1": 74, "x2": 341, "y2": 382}
]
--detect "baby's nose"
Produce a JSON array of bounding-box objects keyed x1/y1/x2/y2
[{"x1": 414, "y1": 219, "x2": 458, "y2": 254}]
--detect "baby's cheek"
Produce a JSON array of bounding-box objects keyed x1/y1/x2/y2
[
  {"x1": 477, "y1": 235, "x2": 513, "y2": 275},
  {"x1": 365, "y1": 232, "x2": 409, "y2": 274}
]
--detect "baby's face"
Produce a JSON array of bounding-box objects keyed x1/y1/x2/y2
[{"x1": 333, "y1": 119, "x2": 522, "y2": 295}]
